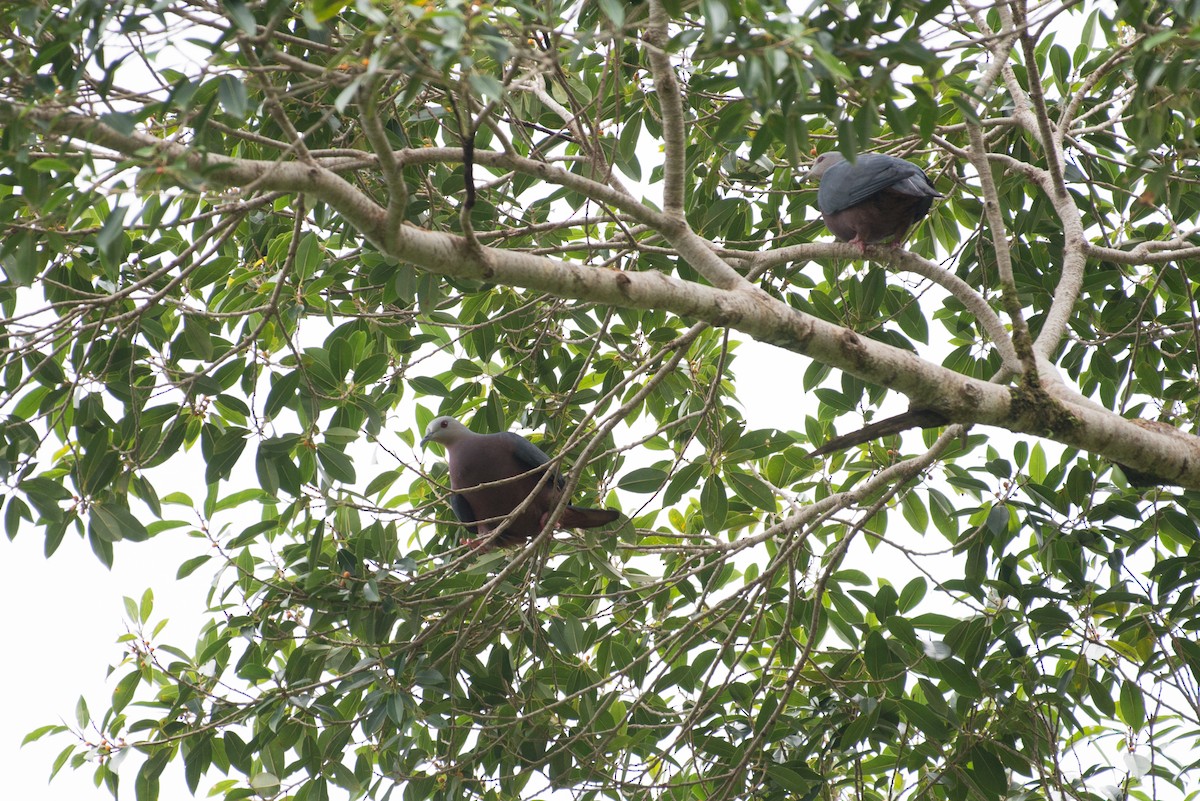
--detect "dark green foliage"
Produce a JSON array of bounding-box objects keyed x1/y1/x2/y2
[{"x1": 4, "y1": 2, "x2": 1200, "y2": 801}]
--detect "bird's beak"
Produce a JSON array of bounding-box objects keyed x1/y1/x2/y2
[{"x1": 419, "y1": 433, "x2": 431, "y2": 448}]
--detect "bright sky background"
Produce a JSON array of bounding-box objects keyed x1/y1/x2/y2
[
  {"x1": 0, "y1": 339, "x2": 832, "y2": 800},
  {"x1": 0, "y1": 10, "x2": 917, "y2": 796},
  {"x1": 1, "y1": 6, "x2": 1115, "y2": 797}
]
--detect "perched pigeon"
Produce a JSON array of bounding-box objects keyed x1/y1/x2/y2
[
  {"x1": 421, "y1": 416, "x2": 620, "y2": 549},
  {"x1": 807, "y1": 151, "x2": 942, "y2": 253}
]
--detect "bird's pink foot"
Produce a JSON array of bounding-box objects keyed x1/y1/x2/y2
[{"x1": 464, "y1": 534, "x2": 494, "y2": 551}]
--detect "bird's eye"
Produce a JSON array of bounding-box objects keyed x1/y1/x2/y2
[{"x1": 440, "y1": 420, "x2": 448, "y2": 429}]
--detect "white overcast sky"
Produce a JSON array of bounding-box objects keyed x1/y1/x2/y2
[{"x1": 1, "y1": 4, "x2": 1111, "y2": 797}]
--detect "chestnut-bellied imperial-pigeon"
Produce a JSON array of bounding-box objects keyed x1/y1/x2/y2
[
  {"x1": 807, "y1": 151, "x2": 942, "y2": 252},
  {"x1": 421, "y1": 416, "x2": 620, "y2": 549}
]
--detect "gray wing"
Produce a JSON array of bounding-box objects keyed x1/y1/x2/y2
[
  {"x1": 818, "y1": 155, "x2": 938, "y2": 213},
  {"x1": 448, "y1": 493, "x2": 477, "y2": 531},
  {"x1": 888, "y1": 172, "x2": 941, "y2": 199},
  {"x1": 502, "y1": 432, "x2": 564, "y2": 489}
]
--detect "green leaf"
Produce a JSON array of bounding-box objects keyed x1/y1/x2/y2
[
  {"x1": 725, "y1": 470, "x2": 776, "y2": 511},
  {"x1": 97, "y1": 205, "x2": 129, "y2": 260},
  {"x1": 183, "y1": 317, "x2": 213, "y2": 360},
  {"x1": 492, "y1": 374, "x2": 534, "y2": 402},
  {"x1": 410, "y1": 376, "x2": 449, "y2": 396},
  {"x1": 176, "y1": 555, "x2": 212, "y2": 579},
  {"x1": 618, "y1": 467, "x2": 668, "y2": 494},
  {"x1": 700, "y1": 473, "x2": 728, "y2": 533},
  {"x1": 663, "y1": 460, "x2": 704, "y2": 506},
  {"x1": 0, "y1": 230, "x2": 39, "y2": 286},
  {"x1": 965, "y1": 745, "x2": 1007, "y2": 800},
  {"x1": 311, "y1": 0, "x2": 351, "y2": 23},
  {"x1": 898, "y1": 699, "x2": 952, "y2": 742},
  {"x1": 1089, "y1": 677, "x2": 1116, "y2": 718},
  {"x1": 224, "y1": 0, "x2": 256, "y2": 34},
  {"x1": 307, "y1": 521, "x2": 326, "y2": 570},
  {"x1": 217, "y1": 74, "x2": 249, "y2": 118},
  {"x1": 901, "y1": 491, "x2": 928, "y2": 533},
  {"x1": 49, "y1": 744, "x2": 74, "y2": 781},
  {"x1": 295, "y1": 231, "x2": 322, "y2": 280},
  {"x1": 927, "y1": 488, "x2": 960, "y2": 541},
  {"x1": 985, "y1": 503, "x2": 1009, "y2": 535},
  {"x1": 184, "y1": 735, "x2": 211, "y2": 793},
  {"x1": 264, "y1": 370, "x2": 301, "y2": 419},
  {"x1": 5, "y1": 496, "x2": 31, "y2": 541},
  {"x1": 898, "y1": 577, "x2": 927, "y2": 612},
  {"x1": 864, "y1": 630, "x2": 894, "y2": 680},
  {"x1": 766, "y1": 764, "x2": 816, "y2": 793},
  {"x1": 352, "y1": 353, "x2": 389, "y2": 386},
  {"x1": 89, "y1": 504, "x2": 150, "y2": 543},
  {"x1": 1119, "y1": 678, "x2": 1145, "y2": 731},
  {"x1": 135, "y1": 766, "x2": 159, "y2": 801},
  {"x1": 468, "y1": 73, "x2": 505, "y2": 104},
  {"x1": 933, "y1": 657, "x2": 983, "y2": 698},
  {"x1": 364, "y1": 470, "x2": 399, "y2": 497},
  {"x1": 203, "y1": 427, "x2": 249, "y2": 485},
  {"x1": 1029, "y1": 443, "x2": 1047, "y2": 483},
  {"x1": 139, "y1": 587, "x2": 154, "y2": 623},
  {"x1": 112, "y1": 670, "x2": 140, "y2": 714},
  {"x1": 317, "y1": 445, "x2": 356, "y2": 484},
  {"x1": 22, "y1": 724, "x2": 65, "y2": 746},
  {"x1": 597, "y1": 0, "x2": 625, "y2": 26}
]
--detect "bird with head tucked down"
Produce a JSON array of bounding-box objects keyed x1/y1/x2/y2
[{"x1": 807, "y1": 151, "x2": 942, "y2": 253}]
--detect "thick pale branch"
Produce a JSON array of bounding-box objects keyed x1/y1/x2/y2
[
  {"x1": 405, "y1": 146, "x2": 662, "y2": 227},
  {"x1": 385, "y1": 222, "x2": 1200, "y2": 487},
  {"x1": 965, "y1": 119, "x2": 1037, "y2": 372},
  {"x1": 1034, "y1": 201, "x2": 1090, "y2": 359},
  {"x1": 957, "y1": 8, "x2": 1039, "y2": 374},
  {"x1": 960, "y1": 3, "x2": 1088, "y2": 360},
  {"x1": 358, "y1": 72, "x2": 407, "y2": 233},
  {"x1": 967, "y1": 2, "x2": 1041, "y2": 139},
  {"x1": 645, "y1": 0, "x2": 686, "y2": 216},
  {"x1": 980, "y1": 152, "x2": 1093, "y2": 357},
  {"x1": 637, "y1": 3, "x2": 752, "y2": 292},
  {"x1": 397, "y1": 148, "x2": 751, "y2": 290},
  {"x1": 516, "y1": 71, "x2": 635, "y2": 199},
  {"x1": 8, "y1": 101, "x2": 1200, "y2": 488},
  {"x1": 1058, "y1": 38, "x2": 1140, "y2": 139},
  {"x1": 1012, "y1": 0, "x2": 1067, "y2": 198},
  {"x1": 1086, "y1": 240, "x2": 1200, "y2": 264},
  {"x1": 758, "y1": 242, "x2": 1021, "y2": 373}
]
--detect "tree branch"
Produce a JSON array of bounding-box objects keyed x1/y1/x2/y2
[
  {"x1": 645, "y1": 0, "x2": 686, "y2": 216},
  {"x1": 8, "y1": 100, "x2": 1200, "y2": 487}
]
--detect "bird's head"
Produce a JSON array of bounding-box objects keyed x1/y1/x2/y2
[
  {"x1": 804, "y1": 151, "x2": 847, "y2": 182},
  {"x1": 421, "y1": 416, "x2": 472, "y2": 447}
]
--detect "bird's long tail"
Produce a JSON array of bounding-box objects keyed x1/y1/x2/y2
[
  {"x1": 561, "y1": 506, "x2": 621, "y2": 528},
  {"x1": 808, "y1": 409, "x2": 949, "y2": 457}
]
